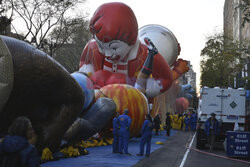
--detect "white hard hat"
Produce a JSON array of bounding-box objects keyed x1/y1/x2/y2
[{"x1": 139, "y1": 24, "x2": 180, "y2": 66}]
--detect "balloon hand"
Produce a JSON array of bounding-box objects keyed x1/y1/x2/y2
[{"x1": 144, "y1": 37, "x2": 158, "y2": 55}]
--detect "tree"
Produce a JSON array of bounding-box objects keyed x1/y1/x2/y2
[
  {"x1": 0, "y1": 0, "x2": 12, "y2": 17},
  {"x1": 50, "y1": 18, "x2": 91, "y2": 73},
  {"x1": 200, "y1": 33, "x2": 248, "y2": 88},
  {"x1": 6, "y1": 0, "x2": 86, "y2": 49},
  {"x1": 0, "y1": 0, "x2": 12, "y2": 35},
  {"x1": 0, "y1": 0, "x2": 4, "y2": 15}
]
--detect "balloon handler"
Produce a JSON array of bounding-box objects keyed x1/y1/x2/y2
[
  {"x1": 137, "y1": 114, "x2": 154, "y2": 157},
  {"x1": 117, "y1": 109, "x2": 132, "y2": 155}
]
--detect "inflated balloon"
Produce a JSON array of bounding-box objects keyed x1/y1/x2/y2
[
  {"x1": 184, "y1": 93, "x2": 193, "y2": 99},
  {"x1": 64, "y1": 97, "x2": 116, "y2": 142},
  {"x1": 71, "y1": 72, "x2": 95, "y2": 111},
  {"x1": 175, "y1": 97, "x2": 189, "y2": 113},
  {"x1": 95, "y1": 84, "x2": 148, "y2": 137},
  {"x1": 178, "y1": 84, "x2": 195, "y2": 99},
  {"x1": 0, "y1": 35, "x2": 84, "y2": 152},
  {"x1": 0, "y1": 35, "x2": 115, "y2": 153},
  {"x1": 79, "y1": 2, "x2": 173, "y2": 98},
  {"x1": 0, "y1": 37, "x2": 13, "y2": 112},
  {"x1": 139, "y1": 24, "x2": 180, "y2": 66}
]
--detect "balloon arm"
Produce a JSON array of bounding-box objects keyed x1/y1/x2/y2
[
  {"x1": 135, "y1": 38, "x2": 158, "y2": 94},
  {"x1": 144, "y1": 37, "x2": 158, "y2": 55},
  {"x1": 172, "y1": 59, "x2": 189, "y2": 80}
]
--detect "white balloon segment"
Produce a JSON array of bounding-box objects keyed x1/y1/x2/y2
[{"x1": 139, "y1": 24, "x2": 180, "y2": 66}]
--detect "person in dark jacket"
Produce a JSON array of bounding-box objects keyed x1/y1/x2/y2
[
  {"x1": 165, "y1": 112, "x2": 171, "y2": 136},
  {"x1": 205, "y1": 113, "x2": 219, "y2": 152},
  {"x1": 0, "y1": 116, "x2": 40, "y2": 167},
  {"x1": 153, "y1": 114, "x2": 161, "y2": 135},
  {"x1": 117, "y1": 109, "x2": 132, "y2": 155},
  {"x1": 137, "y1": 114, "x2": 154, "y2": 157},
  {"x1": 112, "y1": 112, "x2": 119, "y2": 153}
]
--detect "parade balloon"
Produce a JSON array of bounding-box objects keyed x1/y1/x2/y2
[
  {"x1": 71, "y1": 72, "x2": 95, "y2": 111},
  {"x1": 139, "y1": 24, "x2": 180, "y2": 66},
  {"x1": 79, "y1": 2, "x2": 174, "y2": 98},
  {"x1": 175, "y1": 97, "x2": 189, "y2": 113},
  {"x1": 0, "y1": 35, "x2": 84, "y2": 152},
  {"x1": 95, "y1": 84, "x2": 148, "y2": 137},
  {"x1": 0, "y1": 35, "x2": 115, "y2": 153},
  {"x1": 0, "y1": 36, "x2": 13, "y2": 112},
  {"x1": 64, "y1": 97, "x2": 116, "y2": 142},
  {"x1": 179, "y1": 84, "x2": 194, "y2": 99}
]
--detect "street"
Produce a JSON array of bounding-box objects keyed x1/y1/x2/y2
[{"x1": 133, "y1": 130, "x2": 250, "y2": 167}]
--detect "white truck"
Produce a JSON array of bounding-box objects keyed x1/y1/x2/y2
[{"x1": 196, "y1": 87, "x2": 246, "y2": 149}]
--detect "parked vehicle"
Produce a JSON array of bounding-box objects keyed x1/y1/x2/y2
[{"x1": 196, "y1": 87, "x2": 246, "y2": 149}]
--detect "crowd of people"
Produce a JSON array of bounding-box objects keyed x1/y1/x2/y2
[{"x1": 163, "y1": 111, "x2": 198, "y2": 132}]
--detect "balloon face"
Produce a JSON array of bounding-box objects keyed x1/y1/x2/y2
[
  {"x1": 94, "y1": 35, "x2": 132, "y2": 63},
  {"x1": 95, "y1": 84, "x2": 148, "y2": 137}
]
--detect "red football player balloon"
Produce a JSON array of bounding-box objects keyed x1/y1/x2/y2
[{"x1": 80, "y1": 2, "x2": 175, "y2": 98}]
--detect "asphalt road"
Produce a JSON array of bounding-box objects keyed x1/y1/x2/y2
[{"x1": 133, "y1": 130, "x2": 250, "y2": 167}]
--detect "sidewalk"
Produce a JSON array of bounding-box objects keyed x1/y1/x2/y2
[{"x1": 41, "y1": 130, "x2": 179, "y2": 167}]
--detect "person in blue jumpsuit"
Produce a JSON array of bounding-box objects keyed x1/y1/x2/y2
[
  {"x1": 184, "y1": 114, "x2": 190, "y2": 131},
  {"x1": 118, "y1": 109, "x2": 132, "y2": 155},
  {"x1": 112, "y1": 112, "x2": 119, "y2": 153},
  {"x1": 137, "y1": 114, "x2": 153, "y2": 157},
  {"x1": 190, "y1": 111, "x2": 197, "y2": 131}
]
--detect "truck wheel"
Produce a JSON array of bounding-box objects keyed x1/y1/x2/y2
[{"x1": 196, "y1": 138, "x2": 205, "y2": 149}]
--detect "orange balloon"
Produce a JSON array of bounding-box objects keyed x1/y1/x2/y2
[{"x1": 96, "y1": 84, "x2": 148, "y2": 137}]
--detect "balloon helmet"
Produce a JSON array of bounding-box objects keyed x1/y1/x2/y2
[
  {"x1": 90, "y1": 2, "x2": 138, "y2": 45},
  {"x1": 139, "y1": 24, "x2": 180, "y2": 66}
]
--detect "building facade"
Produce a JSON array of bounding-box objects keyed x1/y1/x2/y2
[{"x1": 224, "y1": 0, "x2": 250, "y2": 89}]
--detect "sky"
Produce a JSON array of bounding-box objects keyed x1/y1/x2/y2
[{"x1": 82, "y1": 0, "x2": 225, "y2": 91}]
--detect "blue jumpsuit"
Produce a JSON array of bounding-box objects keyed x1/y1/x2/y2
[
  {"x1": 190, "y1": 113, "x2": 197, "y2": 131},
  {"x1": 118, "y1": 114, "x2": 132, "y2": 154},
  {"x1": 139, "y1": 119, "x2": 153, "y2": 155},
  {"x1": 112, "y1": 117, "x2": 119, "y2": 153},
  {"x1": 184, "y1": 116, "x2": 190, "y2": 131}
]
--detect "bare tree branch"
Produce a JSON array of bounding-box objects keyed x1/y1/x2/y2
[{"x1": 6, "y1": 0, "x2": 86, "y2": 49}]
